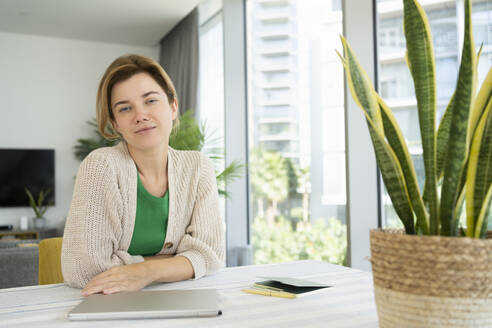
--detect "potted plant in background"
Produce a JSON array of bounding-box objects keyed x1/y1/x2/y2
[
  {"x1": 74, "y1": 111, "x2": 243, "y2": 198},
  {"x1": 25, "y1": 188, "x2": 52, "y2": 230},
  {"x1": 339, "y1": 0, "x2": 492, "y2": 326}
]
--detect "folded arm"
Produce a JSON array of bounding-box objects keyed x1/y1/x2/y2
[
  {"x1": 61, "y1": 154, "x2": 143, "y2": 289},
  {"x1": 81, "y1": 255, "x2": 193, "y2": 296},
  {"x1": 64, "y1": 152, "x2": 225, "y2": 295},
  {"x1": 175, "y1": 154, "x2": 226, "y2": 279}
]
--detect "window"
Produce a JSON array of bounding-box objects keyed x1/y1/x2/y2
[
  {"x1": 379, "y1": 18, "x2": 405, "y2": 56},
  {"x1": 473, "y1": 2, "x2": 492, "y2": 46},
  {"x1": 198, "y1": 1, "x2": 224, "y2": 136},
  {"x1": 198, "y1": 0, "x2": 226, "y2": 215},
  {"x1": 246, "y1": 0, "x2": 347, "y2": 266},
  {"x1": 380, "y1": 79, "x2": 397, "y2": 99},
  {"x1": 377, "y1": 0, "x2": 492, "y2": 229}
]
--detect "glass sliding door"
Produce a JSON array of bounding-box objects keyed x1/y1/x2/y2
[
  {"x1": 198, "y1": 0, "x2": 226, "y2": 217},
  {"x1": 246, "y1": 0, "x2": 347, "y2": 265}
]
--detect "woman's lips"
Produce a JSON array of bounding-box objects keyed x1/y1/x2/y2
[{"x1": 135, "y1": 126, "x2": 156, "y2": 134}]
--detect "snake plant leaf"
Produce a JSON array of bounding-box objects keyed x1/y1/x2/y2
[
  {"x1": 461, "y1": 49, "x2": 487, "y2": 201},
  {"x1": 452, "y1": 45, "x2": 484, "y2": 216},
  {"x1": 436, "y1": 94, "x2": 454, "y2": 180},
  {"x1": 339, "y1": 37, "x2": 415, "y2": 234},
  {"x1": 467, "y1": 88, "x2": 492, "y2": 237},
  {"x1": 366, "y1": 113, "x2": 416, "y2": 234},
  {"x1": 25, "y1": 188, "x2": 40, "y2": 217},
  {"x1": 335, "y1": 49, "x2": 347, "y2": 67},
  {"x1": 404, "y1": 51, "x2": 411, "y2": 72},
  {"x1": 437, "y1": 46, "x2": 482, "y2": 187},
  {"x1": 454, "y1": 186, "x2": 466, "y2": 224},
  {"x1": 450, "y1": 159, "x2": 470, "y2": 230},
  {"x1": 377, "y1": 94, "x2": 429, "y2": 234},
  {"x1": 470, "y1": 67, "x2": 492, "y2": 143},
  {"x1": 474, "y1": 185, "x2": 492, "y2": 238},
  {"x1": 477, "y1": 43, "x2": 483, "y2": 64},
  {"x1": 38, "y1": 190, "x2": 44, "y2": 206},
  {"x1": 474, "y1": 42, "x2": 484, "y2": 96},
  {"x1": 403, "y1": 0, "x2": 439, "y2": 233},
  {"x1": 440, "y1": 0, "x2": 476, "y2": 236},
  {"x1": 340, "y1": 36, "x2": 383, "y2": 134}
]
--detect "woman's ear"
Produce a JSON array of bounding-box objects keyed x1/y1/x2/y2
[
  {"x1": 111, "y1": 119, "x2": 120, "y2": 133},
  {"x1": 171, "y1": 98, "x2": 179, "y2": 120}
]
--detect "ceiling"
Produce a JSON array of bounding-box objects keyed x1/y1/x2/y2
[{"x1": 0, "y1": 0, "x2": 201, "y2": 46}]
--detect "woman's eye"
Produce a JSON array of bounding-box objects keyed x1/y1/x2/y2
[
  {"x1": 147, "y1": 99, "x2": 158, "y2": 104},
  {"x1": 118, "y1": 106, "x2": 130, "y2": 112}
]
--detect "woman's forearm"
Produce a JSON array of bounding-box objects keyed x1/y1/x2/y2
[
  {"x1": 143, "y1": 254, "x2": 172, "y2": 261},
  {"x1": 143, "y1": 255, "x2": 195, "y2": 283}
]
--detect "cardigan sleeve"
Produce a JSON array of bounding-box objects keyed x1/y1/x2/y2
[
  {"x1": 61, "y1": 153, "x2": 143, "y2": 289},
  {"x1": 176, "y1": 154, "x2": 226, "y2": 279}
]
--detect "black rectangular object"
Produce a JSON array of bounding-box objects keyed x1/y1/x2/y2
[
  {"x1": 0, "y1": 149, "x2": 55, "y2": 207},
  {"x1": 256, "y1": 280, "x2": 325, "y2": 295}
]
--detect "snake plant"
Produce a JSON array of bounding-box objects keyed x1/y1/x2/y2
[
  {"x1": 25, "y1": 188, "x2": 52, "y2": 218},
  {"x1": 338, "y1": 0, "x2": 492, "y2": 237}
]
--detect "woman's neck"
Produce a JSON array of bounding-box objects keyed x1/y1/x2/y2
[{"x1": 127, "y1": 143, "x2": 169, "y2": 182}]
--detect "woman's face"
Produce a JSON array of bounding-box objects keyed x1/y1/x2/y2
[{"x1": 110, "y1": 72, "x2": 178, "y2": 152}]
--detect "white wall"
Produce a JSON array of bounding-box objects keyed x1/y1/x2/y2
[{"x1": 0, "y1": 31, "x2": 159, "y2": 232}]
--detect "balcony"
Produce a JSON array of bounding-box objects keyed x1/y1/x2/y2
[
  {"x1": 379, "y1": 51, "x2": 405, "y2": 64},
  {"x1": 259, "y1": 48, "x2": 293, "y2": 57},
  {"x1": 258, "y1": 13, "x2": 293, "y2": 24},
  {"x1": 260, "y1": 65, "x2": 292, "y2": 73},
  {"x1": 379, "y1": 49, "x2": 458, "y2": 63},
  {"x1": 258, "y1": 116, "x2": 297, "y2": 124},
  {"x1": 385, "y1": 98, "x2": 417, "y2": 108},
  {"x1": 259, "y1": 134, "x2": 299, "y2": 142},
  {"x1": 378, "y1": 0, "x2": 455, "y2": 18},
  {"x1": 259, "y1": 82, "x2": 292, "y2": 90},
  {"x1": 260, "y1": 100, "x2": 292, "y2": 107},
  {"x1": 259, "y1": 32, "x2": 290, "y2": 41},
  {"x1": 257, "y1": 0, "x2": 290, "y2": 7}
]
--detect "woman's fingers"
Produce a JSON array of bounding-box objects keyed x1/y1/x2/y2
[
  {"x1": 83, "y1": 273, "x2": 120, "y2": 296},
  {"x1": 83, "y1": 282, "x2": 121, "y2": 296},
  {"x1": 82, "y1": 264, "x2": 151, "y2": 296},
  {"x1": 83, "y1": 279, "x2": 123, "y2": 296},
  {"x1": 102, "y1": 286, "x2": 121, "y2": 295},
  {"x1": 82, "y1": 285, "x2": 102, "y2": 296}
]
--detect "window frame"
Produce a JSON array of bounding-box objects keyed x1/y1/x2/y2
[{"x1": 221, "y1": 0, "x2": 381, "y2": 270}]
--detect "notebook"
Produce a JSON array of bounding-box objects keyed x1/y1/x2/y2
[
  {"x1": 246, "y1": 276, "x2": 331, "y2": 298},
  {"x1": 67, "y1": 289, "x2": 222, "y2": 321}
]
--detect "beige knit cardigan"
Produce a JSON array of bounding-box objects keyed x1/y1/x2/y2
[{"x1": 61, "y1": 142, "x2": 225, "y2": 288}]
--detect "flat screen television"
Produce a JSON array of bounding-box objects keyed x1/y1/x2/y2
[{"x1": 0, "y1": 149, "x2": 55, "y2": 207}]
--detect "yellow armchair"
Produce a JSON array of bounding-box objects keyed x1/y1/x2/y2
[{"x1": 38, "y1": 237, "x2": 63, "y2": 285}]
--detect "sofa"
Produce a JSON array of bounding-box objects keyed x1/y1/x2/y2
[{"x1": 0, "y1": 239, "x2": 40, "y2": 288}]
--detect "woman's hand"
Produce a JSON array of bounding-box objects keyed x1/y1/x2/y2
[
  {"x1": 81, "y1": 256, "x2": 194, "y2": 296},
  {"x1": 82, "y1": 262, "x2": 153, "y2": 296}
]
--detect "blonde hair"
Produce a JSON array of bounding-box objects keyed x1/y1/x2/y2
[{"x1": 96, "y1": 54, "x2": 179, "y2": 140}]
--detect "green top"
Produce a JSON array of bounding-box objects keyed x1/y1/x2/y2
[{"x1": 127, "y1": 172, "x2": 169, "y2": 256}]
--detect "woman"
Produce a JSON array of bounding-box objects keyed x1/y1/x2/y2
[{"x1": 61, "y1": 54, "x2": 225, "y2": 296}]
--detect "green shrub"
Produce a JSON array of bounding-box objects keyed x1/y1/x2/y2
[{"x1": 252, "y1": 216, "x2": 347, "y2": 266}]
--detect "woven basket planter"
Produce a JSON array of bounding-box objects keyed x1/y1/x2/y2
[{"x1": 370, "y1": 229, "x2": 492, "y2": 327}]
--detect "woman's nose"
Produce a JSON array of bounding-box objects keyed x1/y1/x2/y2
[{"x1": 133, "y1": 104, "x2": 149, "y2": 123}]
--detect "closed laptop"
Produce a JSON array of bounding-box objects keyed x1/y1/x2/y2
[{"x1": 67, "y1": 289, "x2": 221, "y2": 321}]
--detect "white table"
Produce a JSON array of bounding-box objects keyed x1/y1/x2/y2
[{"x1": 0, "y1": 260, "x2": 378, "y2": 327}]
